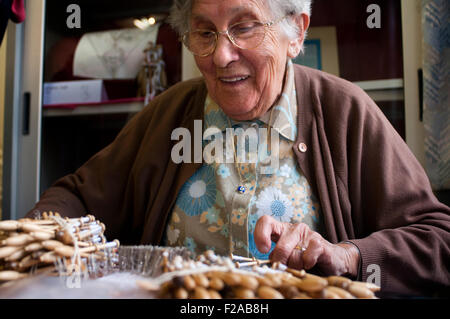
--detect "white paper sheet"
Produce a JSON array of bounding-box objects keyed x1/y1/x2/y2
[{"x1": 73, "y1": 26, "x2": 160, "y2": 80}]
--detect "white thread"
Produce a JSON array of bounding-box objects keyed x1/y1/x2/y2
[{"x1": 49, "y1": 216, "x2": 81, "y2": 277}]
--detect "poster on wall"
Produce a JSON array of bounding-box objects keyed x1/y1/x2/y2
[
  {"x1": 293, "y1": 39, "x2": 322, "y2": 70},
  {"x1": 293, "y1": 26, "x2": 340, "y2": 77}
]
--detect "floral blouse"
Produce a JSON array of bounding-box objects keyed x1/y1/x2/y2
[{"x1": 163, "y1": 61, "x2": 324, "y2": 259}]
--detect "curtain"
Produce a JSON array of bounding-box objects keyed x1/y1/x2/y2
[{"x1": 422, "y1": 0, "x2": 450, "y2": 190}]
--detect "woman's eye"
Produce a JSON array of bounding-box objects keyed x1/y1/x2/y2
[
  {"x1": 232, "y1": 22, "x2": 259, "y2": 35},
  {"x1": 198, "y1": 31, "x2": 214, "y2": 38},
  {"x1": 236, "y1": 26, "x2": 252, "y2": 33}
]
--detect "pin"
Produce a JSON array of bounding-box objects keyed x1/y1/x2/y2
[{"x1": 237, "y1": 186, "x2": 246, "y2": 194}]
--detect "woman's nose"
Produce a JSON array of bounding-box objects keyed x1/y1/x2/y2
[{"x1": 212, "y1": 33, "x2": 240, "y2": 68}]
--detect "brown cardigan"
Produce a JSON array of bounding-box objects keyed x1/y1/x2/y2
[{"x1": 29, "y1": 65, "x2": 450, "y2": 296}]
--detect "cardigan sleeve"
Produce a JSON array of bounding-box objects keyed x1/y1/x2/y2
[
  {"x1": 339, "y1": 88, "x2": 450, "y2": 296},
  {"x1": 27, "y1": 104, "x2": 155, "y2": 241}
]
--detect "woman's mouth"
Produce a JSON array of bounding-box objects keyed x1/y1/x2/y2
[{"x1": 219, "y1": 75, "x2": 249, "y2": 84}]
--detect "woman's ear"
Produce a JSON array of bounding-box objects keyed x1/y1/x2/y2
[{"x1": 287, "y1": 13, "x2": 310, "y2": 58}]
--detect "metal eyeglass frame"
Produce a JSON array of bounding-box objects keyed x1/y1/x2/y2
[{"x1": 181, "y1": 15, "x2": 290, "y2": 57}]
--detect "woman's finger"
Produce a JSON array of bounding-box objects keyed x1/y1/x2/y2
[
  {"x1": 270, "y1": 223, "x2": 310, "y2": 265},
  {"x1": 302, "y1": 235, "x2": 325, "y2": 270},
  {"x1": 254, "y1": 215, "x2": 287, "y2": 254},
  {"x1": 287, "y1": 247, "x2": 305, "y2": 269}
]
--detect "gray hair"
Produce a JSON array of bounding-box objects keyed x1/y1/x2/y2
[{"x1": 169, "y1": 0, "x2": 312, "y2": 41}]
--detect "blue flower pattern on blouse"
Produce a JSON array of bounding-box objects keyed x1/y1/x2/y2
[
  {"x1": 217, "y1": 164, "x2": 231, "y2": 178},
  {"x1": 176, "y1": 165, "x2": 216, "y2": 216}
]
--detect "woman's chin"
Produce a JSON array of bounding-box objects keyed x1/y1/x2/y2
[{"x1": 220, "y1": 105, "x2": 260, "y2": 121}]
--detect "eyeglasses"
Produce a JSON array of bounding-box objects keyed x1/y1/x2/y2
[{"x1": 181, "y1": 15, "x2": 289, "y2": 57}]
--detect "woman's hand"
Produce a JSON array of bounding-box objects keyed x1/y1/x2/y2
[{"x1": 254, "y1": 215, "x2": 360, "y2": 278}]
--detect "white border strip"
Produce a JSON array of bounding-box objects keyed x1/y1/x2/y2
[{"x1": 354, "y1": 79, "x2": 404, "y2": 91}]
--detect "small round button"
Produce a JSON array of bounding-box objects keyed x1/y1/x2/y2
[
  {"x1": 237, "y1": 186, "x2": 246, "y2": 194},
  {"x1": 298, "y1": 143, "x2": 308, "y2": 153}
]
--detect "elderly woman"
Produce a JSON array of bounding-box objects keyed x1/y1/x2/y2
[{"x1": 29, "y1": 0, "x2": 449, "y2": 296}]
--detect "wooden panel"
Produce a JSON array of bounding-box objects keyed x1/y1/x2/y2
[
  {"x1": 377, "y1": 100, "x2": 406, "y2": 140},
  {"x1": 45, "y1": 0, "x2": 174, "y2": 32},
  {"x1": 40, "y1": 113, "x2": 134, "y2": 190},
  {"x1": 310, "y1": 0, "x2": 404, "y2": 82}
]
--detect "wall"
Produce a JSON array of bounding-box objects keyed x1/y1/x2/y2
[
  {"x1": 182, "y1": 46, "x2": 201, "y2": 81},
  {"x1": 0, "y1": 33, "x2": 6, "y2": 219},
  {"x1": 401, "y1": 0, "x2": 425, "y2": 167}
]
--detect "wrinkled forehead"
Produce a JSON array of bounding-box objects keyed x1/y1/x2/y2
[{"x1": 190, "y1": 0, "x2": 271, "y2": 25}]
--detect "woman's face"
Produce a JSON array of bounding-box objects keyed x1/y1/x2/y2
[{"x1": 191, "y1": 0, "x2": 294, "y2": 121}]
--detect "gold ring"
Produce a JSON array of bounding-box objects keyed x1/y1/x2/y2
[{"x1": 295, "y1": 245, "x2": 306, "y2": 252}]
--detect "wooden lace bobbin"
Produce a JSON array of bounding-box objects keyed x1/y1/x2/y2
[
  {"x1": 0, "y1": 270, "x2": 28, "y2": 282},
  {"x1": 177, "y1": 275, "x2": 197, "y2": 291},
  {"x1": 192, "y1": 287, "x2": 211, "y2": 299},
  {"x1": 58, "y1": 216, "x2": 94, "y2": 229},
  {"x1": 257, "y1": 286, "x2": 285, "y2": 299},
  {"x1": 20, "y1": 223, "x2": 57, "y2": 233},
  {"x1": 0, "y1": 246, "x2": 23, "y2": 259},
  {"x1": 230, "y1": 254, "x2": 272, "y2": 269},
  {"x1": 192, "y1": 273, "x2": 209, "y2": 288},
  {"x1": 4, "y1": 249, "x2": 30, "y2": 262},
  {"x1": 41, "y1": 240, "x2": 64, "y2": 251},
  {"x1": 286, "y1": 268, "x2": 306, "y2": 279},
  {"x1": 327, "y1": 275, "x2": 352, "y2": 289},
  {"x1": 278, "y1": 285, "x2": 302, "y2": 298},
  {"x1": 173, "y1": 287, "x2": 189, "y2": 299},
  {"x1": 0, "y1": 220, "x2": 21, "y2": 231},
  {"x1": 54, "y1": 240, "x2": 119, "y2": 258},
  {"x1": 216, "y1": 272, "x2": 242, "y2": 286},
  {"x1": 17, "y1": 255, "x2": 41, "y2": 271},
  {"x1": 347, "y1": 283, "x2": 376, "y2": 299},
  {"x1": 208, "y1": 276, "x2": 225, "y2": 291},
  {"x1": 294, "y1": 275, "x2": 328, "y2": 293},
  {"x1": 324, "y1": 286, "x2": 355, "y2": 299},
  {"x1": 24, "y1": 242, "x2": 44, "y2": 252},
  {"x1": 237, "y1": 274, "x2": 259, "y2": 290},
  {"x1": 1, "y1": 234, "x2": 35, "y2": 246},
  {"x1": 76, "y1": 223, "x2": 104, "y2": 240},
  {"x1": 39, "y1": 251, "x2": 58, "y2": 264},
  {"x1": 17, "y1": 218, "x2": 56, "y2": 225},
  {"x1": 350, "y1": 281, "x2": 380, "y2": 292},
  {"x1": 56, "y1": 224, "x2": 103, "y2": 245},
  {"x1": 232, "y1": 286, "x2": 256, "y2": 299},
  {"x1": 29, "y1": 231, "x2": 55, "y2": 241},
  {"x1": 208, "y1": 289, "x2": 222, "y2": 299},
  {"x1": 41, "y1": 211, "x2": 61, "y2": 219}
]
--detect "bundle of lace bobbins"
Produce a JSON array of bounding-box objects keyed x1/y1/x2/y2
[
  {"x1": 137, "y1": 250, "x2": 380, "y2": 299},
  {"x1": 0, "y1": 212, "x2": 119, "y2": 285}
]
